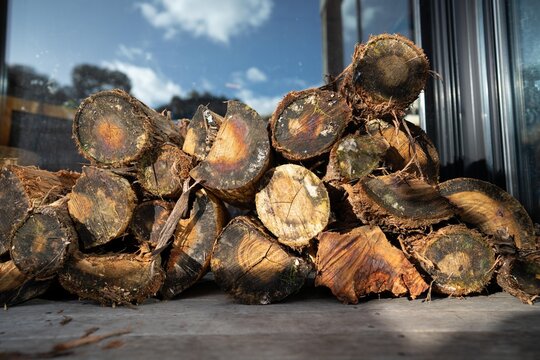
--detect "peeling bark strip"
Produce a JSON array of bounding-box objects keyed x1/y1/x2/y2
[
  {"x1": 270, "y1": 88, "x2": 351, "y2": 161},
  {"x1": 404, "y1": 225, "x2": 496, "y2": 296},
  {"x1": 497, "y1": 253, "x2": 540, "y2": 304},
  {"x1": 129, "y1": 200, "x2": 173, "y2": 247},
  {"x1": 343, "y1": 173, "x2": 453, "y2": 232},
  {"x1": 0, "y1": 165, "x2": 78, "y2": 256},
  {"x1": 211, "y1": 216, "x2": 312, "y2": 304},
  {"x1": 255, "y1": 164, "x2": 330, "y2": 250},
  {"x1": 73, "y1": 89, "x2": 183, "y2": 166},
  {"x1": 339, "y1": 33, "x2": 429, "y2": 116},
  {"x1": 0, "y1": 260, "x2": 52, "y2": 306},
  {"x1": 190, "y1": 100, "x2": 271, "y2": 206},
  {"x1": 67, "y1": 167, "x2": 137, "y2": 249},
  {"x1": 11, "y1": 198, "x2": 77, "y2": 279},
  {"x1": 136, "y1": 143, "x2": 193, "y2": 198},
  {"x1": 439, "y1": 178, "x2": 537, "y2": 251},
  {"x1": 315, "y1": 226, "x2": 428, "y2": 303},
  {"x1": 161, "y1": 189, "x2": 227, "y2": 299},
  {"x1": 182, "y1": 105, "x2": 223, "y2": 161},
  {"x1": 59, "y1": 251, "x2": 164, "y2": 305}
]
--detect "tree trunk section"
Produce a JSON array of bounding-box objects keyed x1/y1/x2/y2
[
  {"x1": 211, "y1": 216, "x2": 312, "y2": 304},
  {"x1": 73, "y1": 89, "x2": 183, "y2": 166},
  {"x1": 270, "y1": 88, "x2": 351, "y2": 161},
  {"x1": 255, "y1": 164, "x2": 330, "y2": 250},
  {"x1": 182, "y1": 105, "x2": 223, "y2": 161},
  {"x1": 128, "y1": 199, "x2": 173, "y2": 247},
  {"x1": 497, "y1": 253, "x2": 540, "y2": 304},
  {"x1": 0, "y1": 165, "x2": 78, "y2": 256},
  {"x1": 190, "y1": 100, "x2": 271, "y2": 206},
  {"x1": 161, "y1": 189, "x2": 227, "y2": 299},
  {"x1": 315, "y1": 225, "x2": 428, "y2": 303},
  {"x1": 0, "y1": 260, "x2": 51, "y2": 307},
  {"x1": 67, "y1": 166, "x2": 137, "y2": 249}
]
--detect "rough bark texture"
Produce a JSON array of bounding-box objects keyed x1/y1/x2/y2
[
  {"x1": 182, "y1": 105, "x2": 223, "y2": 161},
  {"x1": 497, "y1": 253, "x2": 540, "y2": 304},
  {"x1": 0, "y1": 165, "x2": 78, "y2": 256},
  {"x1": 161, "y1": 190, "x2": 227, "y2": 299},
  {"x1": 270, "y1": 88, "x2": 351, "y2": 161},
  {"x1": 67, "y1": 167, "x2": 137, "y2": 249},
  {"x1": 255, "y1": 164, "x2": 330, "y2": 250},
  {"x1": 0, "y1": 260, "x2": 52, "y2": 307},
  {"x1": 73, "y1": 89, "x2": 183, "y2": 166},
  {"x1": 211, "y1": 216, "x2": 312, "y2": 304},
  {"x1": 315, "y1": 225, "x2": 428, "y2": 303},
  {"x1": 190, "y1": 101, "x2": 271, "y2": 207},
  {"x1": 129, "y1": 200, "x2": 173, "y2": 247}
]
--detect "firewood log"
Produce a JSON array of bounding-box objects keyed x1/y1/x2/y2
[
  {"x1": 129, "y1": 200, "x2": 173, "y2": 247},
  {"x1": 190, "y1": 101, "x2": 271, "y2": 206},
  {"x1": 211, "y1": 216, "x2": 312, "y2": 304},
  {"x1": 73, "y1": 89, "x2": 183, "y2": 167},
  {"x1": 315, "y1": 225, "x2": 428, "y2": 303},
  {"x1": 270, "y1": 88, "x2": 351, "y2": 161},
  {"x1": 161, "y1": 189, "x2": 227, "y2": 299},
  {"x1": 497, "y1": 252, "x2": 540, "y2": 304},
  {"x1": 67, "y1": 166, "x2": 137, "y2": 249},
  {"x1": 0, "y1": 259, "x2": 52, "y2": 307},
  {"x1": 182, "y1": 105, "x2": 223, "y2": 161},
  {"x1": 255, "y1": 164, "x2": 330, "y2": 249},
  {"x1": 0, "y1": 165, "x2": 78, "y2": 256}
]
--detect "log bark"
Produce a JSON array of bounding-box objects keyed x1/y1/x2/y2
[
  {"x1": 339, "y1": 33, "x2": 429, "y2": 117},
  {"x1": 342, "y1": 173, "x2": 454, "y2": 232},
  {"x1": 129, "y1": 200, "x2": 173, "y2": 247},
  {"x1": 211, "y1": 216, "x2": 312, "y2": 304},
  {"x1": 59, "y1": 250, "x2": 164, "y2": 305},
  {"x1": 10, "y1": 197, "x2": 77, "y2": 279},
  {"x1": 315, "y1": 225, "x2": 428, "y2": 303},
  {"x1": 497, "y1": 252, "x2": 540, "y2": 304},
  {"x1": 255, "y1": 164, "x2": 330, "y2": 249},
  {"x1": 73, "y1": 89, "x2": 183, "y2": 167},
  {"x1": 161, "y1": 189, "x2": 227, "y2": 299},
  {"x1": 67, "y1": 166, "x2": 137, "y2": 249},
  {"x1": 270, "y1": 88, "x2": 351, "y2": 161},
  {"x1": 403, "y1": 224, "x2": 497, "y2": 296},
  {"x1": 0, "y1": 165, "x2": 78, "y2": 256},
  {"x1": 190, "y1": 100, "x2": 271, "y2": 206},
  {"x1": 0, "y1": 260, "x2": 52, "y2": 307},
  {"x1": 182, "y1": 105, "x2": 223, "y2": 161},
  {"x1": 136, "y1": 143, "x2": 193, "y2": 198}
]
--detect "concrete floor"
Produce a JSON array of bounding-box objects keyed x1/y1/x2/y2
[{"x1": 1, "y1": 277, "x2": 539, "y2": 360}]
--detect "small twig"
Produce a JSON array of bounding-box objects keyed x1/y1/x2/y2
[{"x1": 52, "y1": 328, "x2": 131, "y2": 353}]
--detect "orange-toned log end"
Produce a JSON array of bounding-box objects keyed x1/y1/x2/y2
[
  {"x1": 342, "y1": 173, "x2": 454, "y2": 232},
  {"x1": 73, "y1": 89, "x2": 151, "y2": 166},
  {"x1": 497, "y1": 253, "x2": 540, "y2": 304},
  {"x1": 137, "y1": 144, "x2": 193, "y2": 198},
  {"x1": 405, "y1": 225, "x2": 496, "y2": 296},
  {"x1": 129, "y1": 200, "x2": 173, "y2": 247},
  {"x1": 271, "y1": 88, "x2": 351, "y2": 161},
  {"x1": 315, "y1": 225, "x2": 428, "y2": 303},
  {"x1": 366, "y1": 119, "x2": 440, "y2": 184},
  {"x1": 161, "y1": 190, "x2": 227, "y2": 299},
  {"x1": 439, "y1": 178, "x2": 536, "y2": 251},
  {"x1": 255, "y1": 164, "x2": 330, "y2": 250},
  {"x1": 182, "y1": 105, "x2": 223, "y2": 161},
  {"x1": 1, "y1": 260, "x2": 52, "y2": 307},
  {"x1": 67, "y1": 167, "x2": 137, "y2": 249},
  {"x1": 190, "y1": 100, "x2": 271, "y2": 207},
  {"x1": 58, "y1": 251, "x2": 164, "y2": 306},
  {"x1": 210, "y1": 216, "x2": 312, "y2": 305}
]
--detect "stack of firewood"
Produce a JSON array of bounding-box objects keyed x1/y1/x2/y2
[{"x1": 1, "y1": 34, "x2": 538, "y2": 307}]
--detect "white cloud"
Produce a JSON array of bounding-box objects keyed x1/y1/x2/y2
[
  {"x1": 137, "y1": 0, "x2": 273, "y2": 44},
  {"x1": 103, "y1": 60, "x2": 183, "y2": 106},
  {"x1": 235, "y1": 88, "x2": 282, "y2": 117},
  {"x1": 117, "y1": 44, "x2": 153, "y2": 61},
  {"x1": 245, "y1": 67, "x2": 268, "y2": 83}
]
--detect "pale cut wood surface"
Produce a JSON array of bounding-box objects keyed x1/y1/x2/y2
[{"x1": 1, "y1": 276, "x2": 539, "y2": 360}]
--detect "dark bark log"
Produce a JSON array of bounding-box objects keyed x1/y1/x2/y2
[
  {"x1": 182, "y1": 105, "x2": 223, "y2": 161},
  {"x1": 129, "y1": 200, "x2": 173, "y2": 247},
  {"x1": 0, "y1": 260, "x2": 51, "y2": 307},
  {"x1": 497, "y1": 252, "x2": 540, "y2": 304}
]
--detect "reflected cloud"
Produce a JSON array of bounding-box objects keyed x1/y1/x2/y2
[
  {"x1": 235, "y1": 88, "x2": 282, "y2": 117},
  {"x1": 117, "y1": 44, "x2": 153, "y2": 61},
  {"x1": 246, "y1": 67, "x2": 268, "y2": 83}
]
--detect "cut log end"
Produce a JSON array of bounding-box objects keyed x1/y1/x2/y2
[
  {"x1": 1, "y1": 260, "x2": 51, "y2": 307},
  {"x1": 182, "y1": 105, "x2": 223, "y2": 161},
  {"x1": 497, "y1": 254, "x2": 540, "y2": 304},
  {"x1": 129, "y1": 200, "x2": 173, "y2": 246}
]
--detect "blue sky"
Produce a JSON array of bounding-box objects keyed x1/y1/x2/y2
[{"x1": 6, "y1": 0, "x2": 411, "y2": 116}]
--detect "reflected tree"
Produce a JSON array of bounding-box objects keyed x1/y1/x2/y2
[
  {"x1": 7, "y1": 64, "x2": 69, "y2": 105},
  {"x1": 72, "y1": 64, "x2": 131, "y2": 102},
  {"x1": 157, "y1": 90, "x2": 230, "y2": 119}
]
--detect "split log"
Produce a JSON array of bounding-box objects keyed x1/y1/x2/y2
[
  {"x1": 270, "y1": 88, "x2": 352, "y2": 160},
  {"x1": 211, "y1": 216, "x2": 312, "y2": 304},
  {"x1": 439, "y1": 178, "x2": 537, "y2": 251},
  {"x1": 255, "y1": 164, "x2": 330, "y2": 249},
  {"x1": 0, "y1": 165, "x2": 78, "y2": 256},
  {"x1": 190, "y1": 101, "x2": 271, "y2": 206},
  {"x1": 0, "y1": 260, "x2": 52, "y2": 306},
  {"x1": 323, "y1": 134, "x2": 388, "y2": 183},
  {"x1": 129, "y1": 200, "x2": 173, "y2": 247},
  {"x1": 67, "y1": 167, "x2": 137, "y2": 249},
  {"x1": 342, "y1": 173, "x2": 454, "y2": 232},
  {"x1": 315, "y1": 225, "x2": 428, "y2": 303},
  {"x1": 136, "y1": 143, "x2": 193, "y2": 198},
  {"x1": 10, "y1": 198, "x2": 77, "y2": 279},
  {"x1": 161, "y1": 189, "x2": 227, "y2": 299},
  {"x1": 403, "y1": 224, "x2": 497, "y2": 296},
  {"x1": 497, "y1": 252, "x2": 540, "y2": 304},
  {"x1": 182, "y1": 105, "x2": 223, "y2": 161},
  {"x1": 366, "y1": 118, "x2": 440, "y2": 184},
  {"x1": 339, "y1": 33, "x2": 429, "y2": 117},
  {"x1": 73, "y1": 89, "x2": 183, "y2": 167},
  {"x1": 58, "y1": 250, "x2": 164, "y2": 305}
]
